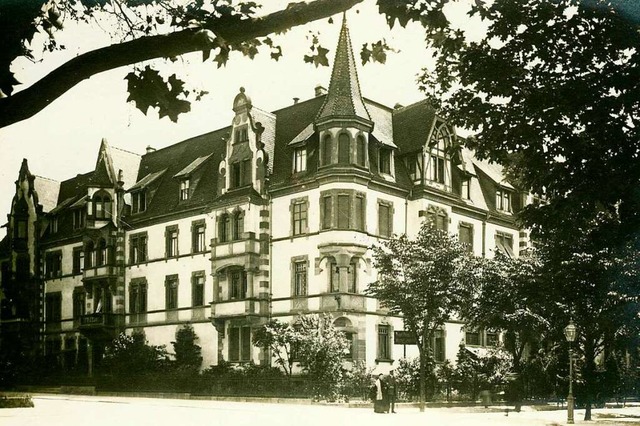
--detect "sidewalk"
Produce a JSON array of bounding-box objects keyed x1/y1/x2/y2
[{"x1": 1, "y1": 394, "x2": 640, "y2": 426}]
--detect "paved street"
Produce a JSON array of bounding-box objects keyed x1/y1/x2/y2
[{"x1": 1, "y1": 395, "x2": 640, "y2": 426}]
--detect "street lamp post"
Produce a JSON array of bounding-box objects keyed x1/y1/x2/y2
[{"x1": 564, "y1": 320, "x2": 577, "y2": 424}]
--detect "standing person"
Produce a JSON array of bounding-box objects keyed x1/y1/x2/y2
[
  {"x1": 373, "y1": 373, "x2": 386, "y2": 413},
  {"x1": 387, "y1": 370, "x2": 398, "y2": 413}
]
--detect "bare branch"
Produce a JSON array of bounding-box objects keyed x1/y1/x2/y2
[{"x1": 0, "y1": 0, "x2": 362, "y2": 129}]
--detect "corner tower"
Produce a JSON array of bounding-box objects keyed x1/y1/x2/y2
[{"x1": 315, "y1": 14, "x2": 373, "y2": 171}]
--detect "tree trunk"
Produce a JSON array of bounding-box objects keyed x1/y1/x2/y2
[{"x1": 419, "y1": 343, "x2": 426, "y2": 412}]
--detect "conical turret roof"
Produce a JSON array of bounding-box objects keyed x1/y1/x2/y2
[{"x1": 315, "y1": 14, "x2": 372, "y2": 127}]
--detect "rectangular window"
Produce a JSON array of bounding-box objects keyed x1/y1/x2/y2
[
  {"x1": 45, "y1": 251, "x2": 63, "y2": 278},
  {"x1": 165, "y1": 275, "x2": 178, "y2": 310},
  {"x1": 229, "y1": 326, "x2": 251, "y2": 362},
  {"x1": 292, "y1": 200, "x2": 308, "y2": 236},
  {"x1": 130, "y1": 279, "x2": 148, "y2": 314},
  {"x1": 230, "y1": 270, "x2": 247, "y2": 300},
  {"x1": 433, "y1": 330, "x2": 445, "y2": 362},
  {"x1": 73, "y1": 209, "x2": 85, "y2": 229},
  {"x1": 430, "y1": 155, "x2": 446, "y2": 183},
  {"x1": 379, "y1": 149, "x2": 391, "y2": 174},
  {"x1": 322, "y1": 196, "x2": 332, "y2": 230},
  {"x1": 231, "y1": 160, "x2": 252, "y2": 188},
  {"x1": 180, "y1": 179, "x2": 190, "y2": 201},
  {"x1": 130, "y1": 233, "x2": 148, "y2": 264},
  {"x1": 72, "y1": 247, "x2": 84, "y2": 274},
  {"x1": 294, "y1": 147, "x2": 307, "y2": 173},
  {"x1": 459, "y1": 223, "x2": 474, "y2": 252},
  {"x1": 192, "y1": 272, "x2": 205, "y2": 307},
  {"x1": 242, "y1": 160, "x2": 252, "y2": 186},
  {"x1": 486, "y1": 332, "x2": 499, "y2": 347},
  {"x1": 496, "y1": 189, "x2": 512, "y2": 212},
  {"x1": 354, "y1": 195, "x2": 365, "y2": 231},
  {"x1": 192, "y1": 222, "x2": 206, "y2": 253},
  {"x1": 72, "y1": 287, "x2": 85, "y2": 319},
  {"x1": 347, "y1": 262, "x2": 357, "y2": 293},
  {"x1": 465, "y1": 330, "x2": 481, "y2": 346},
  {"x1": 45, "y1": 292, "x2": 62, "y2": 322},
  {"x1": 377, "y1": 325, "x2": 391, "y2": 360},
  {"x1": 495, "y1": 231, "x2": 514, "y2": 257},
  {"x1": 235, "y1": 126, "x2": 248, "y2": 142},
  {"x1": 132, "y1": 191, "x2": 147, "y2": 213},
  {"x1": 378, "y1": 202, "x2": 392, "y2": 237},
  {"x1": 461, "y1": 179, "x2": 470, "y2": 199},
  {"x1": 293, "y1": 261, "x2": 307, "y2": 296},
  {"x1": 330, "y1": 262, "x2": 339, "y2": 293},
  {"x1": 166, "y1": 226, "x2": 178, "y2": 258},
  {"x1": 337, "y1": 194, "x2": 350, "y2": 229}
]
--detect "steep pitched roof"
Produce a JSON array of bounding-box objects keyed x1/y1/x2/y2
[
  {"x1": 392, "y1": 99, "x2": 438, "y2": 154},
  {"x1": 315, "y1": 15, "x2": 371, "y2": 125},
  {"x1": 111, "y1": 146, "x2": 141, "y2": 187},
  {"x1": 33, "y1": 175, "x2": 60, "y2": 213}
]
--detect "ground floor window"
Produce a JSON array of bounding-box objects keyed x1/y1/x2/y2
[{"x1": 229, "y1": 326, "x2": 251, "y2": 362}]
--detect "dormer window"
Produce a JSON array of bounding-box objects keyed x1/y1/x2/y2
[
  {"x1": 234, "y1": 125, "x2": 248, "y2": 143},
  {"x1": 427, "y1": 124, "x2": 452, "y2": 187},
  {"x1": 73, "y1": 209, "x2": 86, "y2": 229},
  {"x1": 132, "y1": 191, "x2": 147, "y2": 213},
  {"x1": 180, "y1": 179, "x2": 190, "y2": 201},
  {"x1": 230, "y1": 160, "x2": 252, "y2": 189},
  {"x1": 461, "y1": 178, "x2": 471, "y2": 200},
  {"x1": 293, "y1": 147, "x2": 307, "y2": 173},
  {"x1": 379, "y1": 148, "x2": 392, "y2": 174},
  {"x1": 93, "y1": 191, "x2": 112, "y2": 220},
  {"x1": 496, "y1": 189, "x2": 512, "y2": 212},
  {"x1": 50, "y1": 216, "x2": 58, "y2": 234}
]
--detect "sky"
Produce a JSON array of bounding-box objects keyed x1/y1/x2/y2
[{"x1": 0, "y1": 0, "x2": 480, "y2": 227}]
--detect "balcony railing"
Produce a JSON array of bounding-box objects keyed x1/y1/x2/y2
[
  {"x1": 211, "y1": 298, "x2": 268, "y2": 318},
  {"x1": 79, "y1": 313, "x2": 118, "y2": 328},
  {"x1": 83, "y1": 265, "x2": 117, "y2": 280}
]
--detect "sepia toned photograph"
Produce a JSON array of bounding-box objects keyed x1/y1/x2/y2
[{"x1": 0, "y1": 1, "x2": 639, "y2": 425}]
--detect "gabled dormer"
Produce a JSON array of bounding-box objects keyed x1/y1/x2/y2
[
  {"x1": 85, "y1": 139, "x2": 121, "y2": 227},
  {"x1": 219, "y1": 87, "x2": 272, "y2": 196},
  {"x1": 314, "y1": 14, "x2": 375, "y2": 176}
]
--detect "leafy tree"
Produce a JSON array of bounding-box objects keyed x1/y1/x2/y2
[
  {"x1": 253, "y1": 319, "x2": 303, "y2": 376},
  {"x1": 436, "y1": 359, "x2": 455, "y2": 402},
  {"x1": 102, "y1": 329, "x2": 169, "y2": 378},
  {"x1": 463, "y1": 250, "x2": 550, "y2": 410},
  {"x1": 0, "y1": 0, "x2": 373, "y2": 128},
  {"x1": 294, "y1": 313, "x2": 349, "y2": 401},
  {"x1": 172, "y1": 323, "x2": 203, "y2": 372},
  {"x1": 366, "y1": 220, "x2": 476, "y2": 411},
  {"x1": 253, "y1": 314, "x2": 348, "y2": 400}
]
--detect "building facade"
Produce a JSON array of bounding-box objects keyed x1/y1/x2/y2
[{"x1": 0, "y1": 18, "x2": 528, "y2": 375}]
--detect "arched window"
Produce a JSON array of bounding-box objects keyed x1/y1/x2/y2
[
  {"x1": 322, "y1": 134, "x2": 333, "y2": 166},
  {"x1": 356, "y1": 135, "x2": 366, "y2": 167},
  {"x1": 232, "y1": 210, "x2": 244, "y2": 240},
  {"x1": 347, "y1": 259, "x2": 358, "y2": 293},
  {"x1": 218, "y1": 214, "x2": 230, "y2": 243},
  {"x1": 93, "y1": 191, "x2": 112, "y2": 220},
  {"x1": 85, "y1": 241, "x2": 95, "y2": 269},
  {"x1": 338, "y1": 133, "x2": 350, "y2": 164},
  {"x1": 427, "y1": 124, "x2": 452, "y2": 186},
  {"x1": 333, "y1": 317, "x2": 355, "y2": 359},
  {"x1": 96, "y1": 239, "x2": 107, "y2": 266}
]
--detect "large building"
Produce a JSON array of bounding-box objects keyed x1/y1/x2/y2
[{"x1": 0, "y1": 18, "x2": 528, "y2": 375}]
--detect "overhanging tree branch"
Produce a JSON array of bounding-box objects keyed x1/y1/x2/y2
[{"x1": 0, "y1": 0, "x2": 363, "y2": 129}]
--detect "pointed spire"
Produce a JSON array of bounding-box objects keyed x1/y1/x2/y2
[
  {"x1": 91, "y1": 138, "x2": 118, "y2": 186},
  {"x1": 315, "y1": 14, "x2": 372, "y2": 128}
]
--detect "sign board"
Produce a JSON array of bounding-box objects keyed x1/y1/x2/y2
[{"x1": 394, "y1": 330, "x2": 417, "y2": 345}]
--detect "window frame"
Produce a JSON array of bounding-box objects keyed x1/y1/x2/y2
[
  {"x1": 130, "y1": 278, "x2": 148, "y2": 314},
  {"x1": 377, "y1": 200, "x2": 393, "y2": 237},
  {"x1": 228, "y1": 325, "x2": 252, "y2": 362},
  {"x1": 45, "y1": 291, "x2": 62, "y2": 322},
  {"x1": 130, "y1": 232, "x2": 148, "y2": 265},
  {"x1": 165, "y1": 225, "x2": 179, "y2": 258},
  {"x1": 292, "y1": 258, "x2": 308, "y2": 297},
  {"x1": 132, "y1": 190, "x2": 147, "y2": 214},
  {"x1": 179, "y1": 178, "x2": 190, "y2": 201},
  {"x1": 192, "y1": 271, "x2": 206, "y2": 307},
  {"x1": 293, "y1": 146, "x2": 307, "y2": 173},
  {"x1": 458, "y1": 222, "x2": 474, "y2": 253},
  {"x1": 165, "y1": 275, "x2": 179, "y2": 310},
  {"x1": 377, "y1": 324, "x2": 392, "y2": 361},
  {"x1": 192, "y1": 220, "x2": 207, "y2": 253}
]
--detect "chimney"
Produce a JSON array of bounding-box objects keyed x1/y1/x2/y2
[
  {"x1": 394, "y1": 103, "x2": 404, "y2": 110},
  {"x1": 293, "y1": 97, "x2": 300, "y2": 104},
  {"x1": 146, "y1": 145, "x2": 156, "y2": 154},
  {"x1": 314, "y1": 85, "x2": 327, "y2": 97}
]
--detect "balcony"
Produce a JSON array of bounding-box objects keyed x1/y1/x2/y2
[
  {"x1": 78, "y1": 313, "x2": 121, "y2": 340},
  {"x1": 320, "y1": 293, "x2": 366, "y2": 312},
  {"x1": 211, "y1": 298, "x2": 268, "y2": 319},
  {"x1": 83, "y1": 265, "x2": 117, "y2": 281}
]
